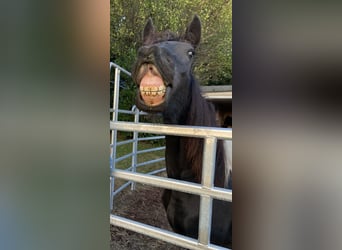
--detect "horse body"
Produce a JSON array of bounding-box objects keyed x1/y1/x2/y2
[{"x1": 132, "y1": 15, "x2": 232, "y2": 248}]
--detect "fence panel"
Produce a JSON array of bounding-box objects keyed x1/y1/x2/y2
[{"x1": 110, "y1": 62, "x2": 232, "y2": 250}]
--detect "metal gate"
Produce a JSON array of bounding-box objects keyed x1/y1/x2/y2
[{"x1": 110, "y1": 62, "x2": 232, "y2": 250}]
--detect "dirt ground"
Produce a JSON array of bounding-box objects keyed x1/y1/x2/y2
[{"x1": 110, "y1": 182, "x2": 187, "y2": 250}]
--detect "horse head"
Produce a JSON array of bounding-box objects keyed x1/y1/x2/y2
[{"x1": 132, "y1": 16, "x2": 201, "y2": 123}]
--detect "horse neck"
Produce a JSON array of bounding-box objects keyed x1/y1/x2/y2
[
  {"x1": 165, "y1": 77, "x2": 226, "y2": 187},
  {"x1": 186, "y1": 78, "x2": 217, "y2": 127}
]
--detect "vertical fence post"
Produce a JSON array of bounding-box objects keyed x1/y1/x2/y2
[
  {"x1": 198, "y1": 137, "x2": 217, "y2": 246},
  {"x1": 110, "y1": 67, "x2": 121, "y2": 210},
  {"x1": 131, "y1": 105, "x2": 140, "y2": 190}
]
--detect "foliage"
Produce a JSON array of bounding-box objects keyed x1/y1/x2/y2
[{"x1": 110, "y1": 0, "x2": 232, "y2": 85}]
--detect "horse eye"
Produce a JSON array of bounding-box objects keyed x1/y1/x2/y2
[{"x1": 188, "y1": 50, "x2": 195, "y2": 58}]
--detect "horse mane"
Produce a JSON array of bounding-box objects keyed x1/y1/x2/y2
[{"x1": 182, "y1": 76, "x2": 226, "y2": 187}]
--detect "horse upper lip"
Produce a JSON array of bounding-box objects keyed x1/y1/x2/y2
[{"x1": 137, "y1": 61, "x2": 171, "y2": 88}]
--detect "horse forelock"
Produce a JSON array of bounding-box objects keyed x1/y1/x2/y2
[
  {"x1": 144, "y1": 30, "x2": 180, "y2": 45},
  {"x1": 144, "y1": 30, "x2": 195, "y2": 46}
]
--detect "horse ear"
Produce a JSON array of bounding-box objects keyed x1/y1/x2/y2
[
  {"x1": 143, "y1": 18, "x2": 155, "y2": 45},
  {"x1": 184, "y1": 15, "x2": 201, "y2": 48}
]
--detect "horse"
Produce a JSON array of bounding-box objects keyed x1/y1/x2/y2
[{"x1": 132, "y1": 15, "x2": 232, "y2": 248}]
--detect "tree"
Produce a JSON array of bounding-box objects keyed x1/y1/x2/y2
[{"x1": 111, "y1": 0, "x2": 232, "y2": 85}]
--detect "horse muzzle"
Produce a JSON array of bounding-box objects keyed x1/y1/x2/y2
[{"x1": 135, "y1": 62, "x2": 170, "y2": 110}]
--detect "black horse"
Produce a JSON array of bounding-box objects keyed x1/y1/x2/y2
[{"x1": 132, "y1": 16, "x2": 232, "y2": 248}]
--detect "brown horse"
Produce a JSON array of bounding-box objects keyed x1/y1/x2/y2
[{"x1": 132, "y1": 16, "x2": 232, "y2": 248}]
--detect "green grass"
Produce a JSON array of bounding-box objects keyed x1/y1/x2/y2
[{"x1": 114, "y1": 132, "x2": 165, "y2": 174}]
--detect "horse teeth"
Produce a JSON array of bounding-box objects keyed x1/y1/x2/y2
[{"x1": 141, "y1": 85, "x2": 166, "y2": 97}]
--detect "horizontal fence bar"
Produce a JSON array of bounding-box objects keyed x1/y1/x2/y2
[
  {"x1": 146, "y1": 167, "x2": 166, "y2": 176},
  {"x1": 110, "y1": 215, "x2": 230, "y2": 250},
  {"x1": 110, "y1": 109, "x2": 136, "y2": 115},
  {"x1": 115, "y1": 159, "x2": 165, "y2": 171},
  {"x1": 110, "y1": 62, "x2": 131, "y2": 76},
  {"x1": 137, "y1": 146, "x2": 165, "y2": 155},
  {"x1": 138, "y1": 135, "x2": 165, "y2": 141},
  {"x1": 115, "y1": 154, "x2": 165, "y2": 167},
  {"x1": 111, "y1": 121, "x2": 232, "y2": 140},
  {"x1": 136, "y1": 157, "x2": 165, "y2": 168},
  {"x1": 109, "y1": 108, "x2": 150, "y2": 116},
  {"x1": 113, "y1": 137, "x2": 165, "y2": 147},
  {"x1": 115, "y1": 139, "x2": 135, "y2": 146},
  {"x1": 112, "y1": 169, "x2": 232, "y2": 202},
  {"x1": 115, "y1": 152, "x2": 134, "y2": 163}
]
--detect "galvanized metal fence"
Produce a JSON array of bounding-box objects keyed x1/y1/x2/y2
[
  {"x1": 110, "y1": 62, "x2": 166, "y2": 208},
  {"x1": 110, "y1": 62, "x2": 232, "y2": 250}
]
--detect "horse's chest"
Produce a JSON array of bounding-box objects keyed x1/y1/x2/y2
[{"x1": 165, "y1": 136, "x2": 191, "y2": 179}]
